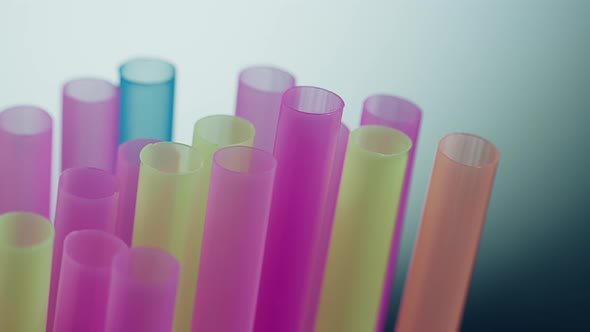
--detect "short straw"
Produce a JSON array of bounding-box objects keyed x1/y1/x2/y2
[
  {"x1": 0, "y1": 106, "x2": 52, "y2": 217},
  {"x1": 187, "y1": 115, "x2": 255, "y2": 331},
  {"x1": 0, "y1": 212, "x2": 54, "y2": 332},
  {"x1": 235, "y1": 66, "x2": 296, "y2": 152},
  {"x1": 132, "y1": 142, "x2": 203, "y2": 332},
  {"x1": 62, "y1": 78, "x2": 119, "y2": 172},
  {"x1": 192, "y1": 146, "x2": 276, "y2": 332},
  {"x1": 114, "y1": 138, "x2": 162, "y2": 245},
  {"x1": 360, "y1": 94, "x2": 422, "y2": 332},
  {"x1": 394, "y1": 133, "x2": 499, "y2": 332},
  {"x1": 255, "y1": 86, "x2": 344, "y2": 332},
  {"x1": 105, "y1": 247, "x2": 180, "y2": 332},
  {"x1": 119, "y1": 58, "x2": 175, "y2": 143},
  {"x1": 47, "y1": 167, "x2": 119, "y2": 331},
  {"x1": 53, "y1": 230, "x2": 127, "y2": 332},
  {"x1": 304, "y1": 123, "x2": 350, "y2": 331},
  {"x1": 315, "y1": 126, "x2": 411, "y2": 332}
]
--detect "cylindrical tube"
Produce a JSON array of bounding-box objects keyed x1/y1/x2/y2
[
  {"x1": 106, "y1": 247, "x2": 180, "y2": 332},
  {"x1": 62, "y1": 78, "x2": 119, "y2": 172},
  {"x1": 0, "y1": 212, "x2": 54, "y2": 332},
  {"x1": 0, "y1": 105, "x2": 52, "y2": 217},
  {"x1": 115, "y1": 138, "x2": 161, "y2": 245},
  {"x1": 315, "y1": 126, "x2": 412, "y2": 332},
  {"x1": 255, "y1": 86, "x2": 344, "y2": 332},
  {"x1": 53, "y1": 230, "x2": 127, "y2": 332},
  {"x1": 304, "y1": 123, "x2": 350, "y2": 331},
  {"x1": 132, "y1": 142, "x2": 203, "y2": 332},
  {"x1": 47, "y1": 167, "x2": 119, "y2": 331},
  {"x1": 192, "y1": 146, "x2": 276, "y2": 332},
  {"x1": 119, "y1": 58, "x2": 175, "y2": 143},
  {"x1": 395, "y1": 133, "x2": 499, "y2": 332},
  {"x1": 360, "y1": 94, "x2": 422, "y2": 331},
  {"x1": 235, "y1": 66, "x2": 296, "y2": 152}
]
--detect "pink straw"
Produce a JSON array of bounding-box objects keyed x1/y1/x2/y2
[
  {"x1": 0, "y1": 105, "x2": 52, "y2": 217},
  {"x1": 114, "y1": 138, "x2": 161, "y2": 245},
  {"x1": 360, "y1": 94, "x2": 422, "y2": 331},
  {"x1": 192, "y1": 146, "x2": 276, "y2": 332},
  {"x1": 47, "y1": 167, "x2": 119, "y2": 331},
  {"x1": 106, "y1": 247, "x2": 180, "y2": 332},
  {"x1": 235, "y1": 66, "x2": 296, "y2": 152},
  {"x1": 255, "y1": 86, "x2": 344, "y2": 332},
  {"x1": 53, "y1": 230, "x2": 127, "y2": 332},
  {"x1": 62, "y1": 78, "x2": 119, "y2": 172}
]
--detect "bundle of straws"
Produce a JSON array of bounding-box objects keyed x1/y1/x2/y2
[{"x1": 0, "y1": 57, "x2": 500, "y2": 332}]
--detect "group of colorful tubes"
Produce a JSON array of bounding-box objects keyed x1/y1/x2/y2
[{"x1": 0, "y1": 58, "x2": 499, "y2": 332}]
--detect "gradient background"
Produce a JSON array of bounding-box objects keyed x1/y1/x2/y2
[{"x1": 1, "y1": 0, "x2": 588, "y2": 330}]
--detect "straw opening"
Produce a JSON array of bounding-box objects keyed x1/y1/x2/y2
[
  {"x1": 214, "y1": 146, "x2": 276, "y2": 174},
  {"x1": 0, "y1": 212, "x2": 53, "y2": 249},
  {"x1": 60, "y1": 167, "x2": 118, "y2": 199},
  {"x1": 282, "y1": 86, "x2": 344, "y2": 115},
  {"x1": 354, "y1": 126, "x2": 412, "y2": 157},
  {"x1": 65, "y1": 230, "x2": 126, "y2": 269},
  {"x1": 240, "y1": 66, "x2": 295, "y2": 93},
  {"x1": 193, "y1": 115, "x2": 255, "y2": 148},
  {"x1": 140, "y1": 142, "x2": 203, "y2": 175},
  {"x1": 0, "y1": 106, "x2": 52, "y2": 136},
  {"x1": 439, "y1": 133, "x2": 499, "y2": 168},
  {"x1": 64, "y1": 78, "x2": 117, "y2": 103},
  {"x1": 120, "y1": 58, "x2": 175, "y2": 85},
  {"x1": 120, "y1": 138, "x2": 162, "y2": 165},
  {"x1": 364, "y1": 94, "x2": 421, "y2": 124}
]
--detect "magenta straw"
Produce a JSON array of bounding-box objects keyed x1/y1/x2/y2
[
  {"x1": 255, "y1": 86, "x2": 344, "y2": 332},
  {"x1": 53, "y1": 230, "x2": 127, "y2": 332},
  {"x1": 360, "y1": 94, "x2": 422, "y2": 331},
  {"x1": 47, "y1": 167, "x2": 119, "y2": 331},
  {"x1": 62, "y1": 78, "x2": 119, "y2": 172},
  {"x1": 192, "y1": 146, "x2": 276, "y2": 332},
  {"x1": 235, "y1": 66, "x2": 296, "y2": 153},
  {"x1": 115, "y1": 138, "x2": 161, "y2": 245},
  {"x1": 304, "y1": 122, "x2": 350, "y2": 331},
  {"x1": 0, "y1": 105, "x2": 52, "y2": 217},
  {"x1": 106, "y1": 247, "x2": 180, "y2": 332}
]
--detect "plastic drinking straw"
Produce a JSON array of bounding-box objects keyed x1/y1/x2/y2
[
  {"x1": 0, "y1": 105, "x2": 52, "y2": 218},
  {"x1": 395, "y1": 133, "x2": 499, "y2": 332},
  {"x1": 115, "y1": 138, "x2": 161, "y2": 245},
  {"x1": 132, "y1": 142, "x2": 203, "y2": 332},
  {"x1": 304, "y1": 123, "x2": 350, "y2": 331},
  {"x1": 47, "y1": 167, "x2": 119, "y2": 331},
  {"x1": 192, "y1": 146, "x2": 276, "y2": 332},
  {"x1": 185, "y1": 115, "x2": 255, "y2": 330},
  {"x1": 119, "y1": 57, "x2": 175, "y2": 143},
  {"x1": 105, "y1": 247, "x2": 180, "y2": 332},
  {"x1": 315, "y1": 126, "x2": 412, "y2": 332},
  {"x1": 0, "y1": 212, "x2": 54, "y2": 332},
  {"x1": 62, "y1": 78, "x2": 119, "y2": 172},
  {"x1": 53, "y1": 230, "x2": 127, "y2": 332},
  {"x1": 255, "y1": 86, "x2": 344, "y2": 332},
  {"x1": 235, "y1": 66, "x2": 296, "y2": 152},
  {"x1": 360, "y1": 94, "x2": 422, "y2": 332}
]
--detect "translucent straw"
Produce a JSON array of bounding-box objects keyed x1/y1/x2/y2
[
  {"x1": 132, "y1": 142, "x2": 203, "y2": 332},
  {"x1": 315, "y1": 126, "x2": 412, "y2": 332},
  {"x1": 360, "y1": 94, "x2": 422, "y2": 331},
  {"x1": 192, "y1": 146, "x2": 276, "y2": 332},
  {"x1": 0, "y1": 212, "x2": 54, "y2": 332},
  {"x1": 106, "y1": 247, "x2": 180, "y2": 332},
  {"x1": 62, "y1": 78, "x2": 119, "y2": 172},
  {"x1": 53, "y1": 230, "x2": 127, "y2": 332},
  {"x1": 115, "y1": 138, "x2": 161, "y2": 245},
  {"x1": 0, "y1": 105, "x2": 52, "y2": 217},
  {"x1": 47, "y1": 167, "x2": 119, "y2": 331},
  {"x1": 235, "y1": 66, "x2": 296, "y2": 152},
  {"x1": 395, "y1": 133, "x2": 499, "y2": 332},
  {"x1": 255, "y1": 86, "x2": 344, "y2": 332},
  {"x1": 119, "y1": 58, "x2": 175, "y2": 143}
]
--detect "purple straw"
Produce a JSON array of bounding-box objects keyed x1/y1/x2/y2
[
  {"x1": 62, "y1": 78, "x2": 119, "y2": 172},
  {"x1": 360, "y1": 94, "x2": 422, "y2": 332},
  {"x1": 192, "y1": 146, "x2": 276, "y2": 332},
  {"x1": 255, "y1": 86, "x2": 344, "y2": 332},
  {"x1": 47, "y1": 167, "x2": 119, "y2": 331},
  {"x1": 106, "y1": 247, "x2": 180, "y2": 332},
  {"x1": 0, "y1": 105, "x2": 52, "y2": 217},
  {"x1": 115, "y1": 138, "x2": 161, "y2": 245},
  {"x1": 53, "y1": 230, "x2": 127, "y2": 332},
  {"x1": 235, "y1": 66, "x2": 296, "y2": 153}
]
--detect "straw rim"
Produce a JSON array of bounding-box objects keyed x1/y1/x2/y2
[
  {"x1": 213, "y1": 145, "x2": 277, "y2": 175},
  {"x1": 192, "y1": 115, "x2": 255, "y2": 151},
  {"x1": 119, "y1": 138, "x2": 163, "y2": 166},
  {"x1": 63, "y1": 77, "x2": 118, "y2": 103},
  {"x1": 281, "y1": 86, "x2": 344, "y2": 116},
  {"x1": 63, "y1": 230, "x2": 127, "y2": 271},
  {"x1": 59, "y1": 167, "x2": 119, "y2": 200},
  {"x1": 140, "y1": 141, "x2": 204, "y2": 176},
  {"x1": 0, "y1": 105, "x2": 52, "y2": 136},
  {"x1": 351, "y1": 125, "x2": 413, "y2": 158},
  {"x1": 438, "y1": 132, "x2": 499, "y2": 168},
  {"x1": 119, "y1": 57, "x2": 176, "y2": 86},
  {"x1": 0, "y1": 212, "x2": 54, "y2": 251},
  {"x1": 363, "y1": 94, "x2": 422, "y2": 124},
  {"x1": 239, "y1": 66, "x2": 296, "y2": 93}
]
